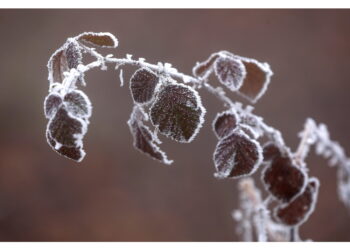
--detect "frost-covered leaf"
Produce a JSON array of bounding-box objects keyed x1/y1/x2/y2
[
  {"x1": 46, "y1": 131, "x2": 85, "y2": 162},
  {"x1": 128, "y1": 116, "x2": 172, "y2": 165},
  {"x1": 48, "y1": 47, "x2": 68, "y2": 83},
  {"x1": 78, "y1": 32, "x2": 118, "y2": 48},
  {"x1": 213, "y1": 130, "x2": 262, "y2": 179},
  {"x1": 214, "y1": 55, "x2": 246, "y2": 91},
  {"x1": 237, "y1": 57, "x2": 273, "y2": 103},
  {"x1": 48, "y1": 41, "x2": 83, "y2": 84},
  {"x1": 262, "y1": 156, "x2": 307, "y2": 203},
  {"x1": 63, "y1": 90, "x2": 92, "y2": 119},
  {"x1": 65, "y1": 40, "x2": 82, "y2": 69},
  {"x1": 192, "y1": 53, "x2": 219, "y2": 78},
  {"x1": 274, "y1": 178, "x2": 319, "y2": 226},
  {"x1": 240, "y1": 114, "x2": 264, "y2": 138},
  {"x1": 212, "y1": 110, "x2": 239, "y2": 139},
  {"x1": 263, "y1": 142, "x2": 282, "y2": 162},
  {"x1": 44, "y1": 93, "x2": 63, "y2": 119},
  {"x1": 150, "y1": 83, "x2": 206, "y2": 143},
  {"x1": 48, "y1": 106, "x2": 87, "y2": 147},
  {"x1": 130, "y1": 68, "x2": 159, "y2": 104}
]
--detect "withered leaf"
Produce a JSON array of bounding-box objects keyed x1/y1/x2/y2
[
  {"x1": 128, "y1": 117, "x2": 172, "y2": 165},
  {"x1": 130, "y1": 68, "x2": 159, "y2": 104},
  {"x1": 78, "y1": 32, "x2": 118, "y2": 48},
  {"x1": 274, "y1": 178, "x2": 319, "y2": 226},
  {"x1": 214, "y1": 55, "x2": 246, "y2": 91},
  {"x1": 262, "y1": 156, "x2": 307, "y2": 203},
  {"x1": 48, "y1": 106, "x2": 86, "y2": 147},
  {"x1": 44, "y1": 93, "x2": 63, "y2": 119},
  {"x1": 150, "y1": 83, "x2": 205, "y2": 143},
  {"x1": 46, "y1": 131, "x2": 85, "y2": 162},
  {"x1": 48, "y1": 47, "x2": 68, "y2": 83},
  {"x1": 237, "y1": 57, "x2": 273, "y2": 103},
  {"x1": 64, "y1": 90, "x2": 92, "y2": 118},
  {"x1": 213, "y1": 130, "x2": 262, "y2": 179},
  {"x1": 192, "y1": 53, "x2": 220, "y2": 79},
  {"x1": 212, "y1": 110, "x2": 239, "y2": 139}
]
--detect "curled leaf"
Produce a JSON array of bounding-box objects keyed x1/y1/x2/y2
[
  {"x1": 48, "y1": 40, "x2": 83, "y2": 84},
  {"x1": 64, "y1": 90, "x2": 92, "y2": 119},
  {"x1": 192, "y1": 53, "x2": 220, "y2": 78},
  {"x1": 128, "y1": 114, "x2": 173, "y2": 165},
  {"x1": 130, "y1": 68, "x2": 159, "y2": 104},
  {"x1": 47, "y1": 47, "x2": 68, "y2": 83},
  {"x1": 78, "y1": 32, "x2": 118, "y2": 48},
  {"x1": 46, "y1": 131, "x2": 86, "y2": 162},
  {"x1": 237, "y1": 56, "x2": 273, "y2": 103},
  {"x1": 274, "y1": 178, "x2": 320, "y2": 226},
  {"x1": 214, "y1": 54, "x2": 246, "y2": 91},
  {"x1": 48, "y1": 106, "x2": 87, "y2": 147},
  {"x1": 262, "y1": 156, "x2": 307, "y2": 203},
  {"x1": 44, "y1": 93, "x2": 63, "y2": 119},
  {"x1": 212, "y1": 110, "x2": 239, "y2": 139},
  {"x1": 150, "y1": 83, "x2": 206, "y2": 143},
  {"x1": 213, "y1": 130, "x2": 262, "y2": 179}
]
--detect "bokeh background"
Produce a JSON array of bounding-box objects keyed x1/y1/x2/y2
[{"x1": 0, "y1": 9, "x2": 350, "y2": 241}]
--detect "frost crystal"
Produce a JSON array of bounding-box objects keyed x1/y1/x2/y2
[
  {"x1": 119, "y1": 69, "x2": 124, "y2": 87},
  {"x1": 150, "y1": 82, "x2": 206, "y2": 143},
  {"x1": 213, "y1": 130, "x2": 262, "y2": 179}
]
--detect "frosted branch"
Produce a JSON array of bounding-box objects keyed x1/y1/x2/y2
[
  {"x1": 46, "y1": 32, "x2": 350, "y2": 242},
  {"x1": 233, "y1": 178, "x2": 291, "y2": 242},
  {"x1": 295, "y1": 118, "x2": 350, "y2": 208}
]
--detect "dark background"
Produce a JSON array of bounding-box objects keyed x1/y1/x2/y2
[{"x1": 0, "y1": 9, "x2": 349, "y2": 241}]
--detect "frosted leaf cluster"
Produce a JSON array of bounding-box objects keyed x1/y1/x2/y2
[
  {"x1": 45, "y1": 32, "x2": 117, "y2": 161},
  {"x1": 44, "y1": 32, "x2": 350, "y2": 242},
  {"x1": 44, "y1": 90, "x2": 91, "y2": 162},
  {"x1": 193, "y1": 51, "x2": 273, "y2": 103}
]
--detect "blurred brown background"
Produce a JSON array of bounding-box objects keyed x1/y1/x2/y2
[{"x1": 0, "y1": 9, "x2": 349, "y2": 241}]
